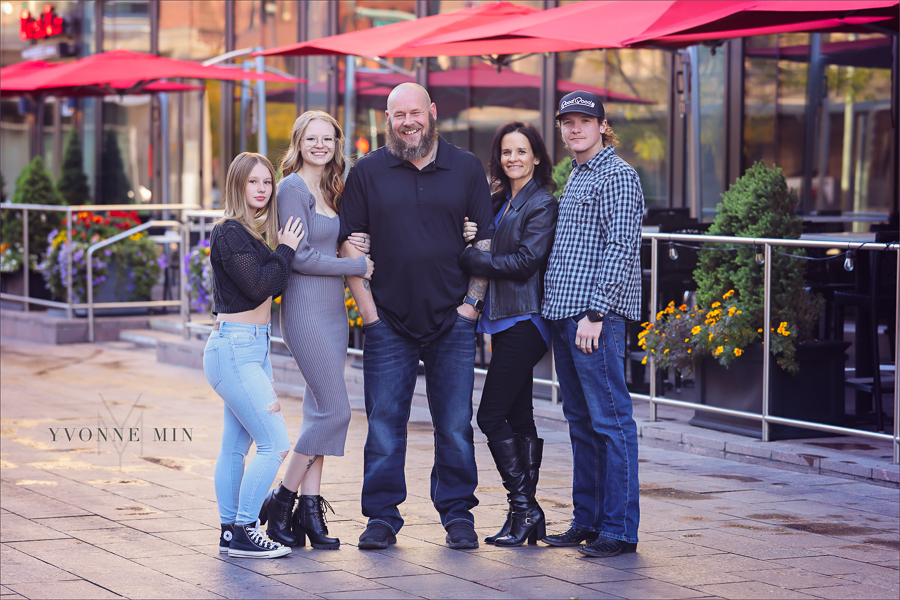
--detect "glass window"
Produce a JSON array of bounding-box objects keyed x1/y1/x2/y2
[
  {"x1": 556, "y1": 48, "x2": 670, "y2": 206},
  {"x1": 742, "y1": 33, "x2": 893, "y2": 215},
  {"x1": 0, "y1": 98, "x2": 29, "y2": 200},
  {"x1": 102, "y1": 1, "x2": 150, "y2": 52},
  {"x1": 697, "y1": 47, "x2": 725, "y2": 221},
  {"x1": 101, "y1": 96, "x2": 150, "y2": 204}
]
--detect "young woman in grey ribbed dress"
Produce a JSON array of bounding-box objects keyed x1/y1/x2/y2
[{"x1": 258, "y1": 111, "x2": 374, "y2": 550}]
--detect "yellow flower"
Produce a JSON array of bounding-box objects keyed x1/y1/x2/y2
[
  {"x1": 129, "y1": 232, "x2": 143, "y2": 241},
  {"x1": 687, "y1": 349, "x2": 691, "y2": 354},
  {"x1": 715, "y1": 346, "x2": 724, "y2": 356},
  {"x1": 711, "y1": 301, "x2": 721, "y2": 308},
  {"x1": 274, "y1": 296, "x2": 281, "y2": 304},
  {"x1": 640, "y1": 322, "x2": 649, "y2": 328},
  {"x1": 656, "y1": 311, "x2": 664, "y2": 320},
  {"x1": 723, "y1": 289, "x2": 735, "y2": 299},
  {"x1": 675, "y1": 315, "x2": 681, "y2": 319},
  {"x1": 758, "y1": 328, "x2": 763, "y2": 333},
  {"x1": 734, "y1": 348, "x2": 743, "y2": 357},
  {"x1": 679, "y1": 304, "x2": 688, "y2": 311},
  {"x1": 663, "y1": 349, "x2": 669, "y2": 354},
  {"x1": 708, "y1": 333, "x2": 713, "y2": 341},
  {"x1": 641, "y1": 356, "x2": 647, "y2": 365},
  {"x1": 668, "y1": 301, "x2": 675, "y2": 307},
  {"x1": 356, "y1": 317, "x2": 363, "y2": 326},
  {"x1": 728, "y1": 307, "x2": 736, "y2": 317},
  {"x1": 691, "y1": 326, "x2": 701, "y2": 335},
  {"x1": 205, "y1": 247, "x2": 211, "y2": 255},
  {"x1": 684, "y1": 338, "x2": 689, "y2": 343}
]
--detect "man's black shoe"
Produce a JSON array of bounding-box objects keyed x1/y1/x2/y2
[
  {"x1": 358, "y1": 523, "x2": 396, "y2": 550},
  {"x1": 541, "y1": 525, "x2": 598, "y2": 547},
  {"x1": 579, "y1": 537, "x2": 637, "y2": 558},
  {"x1": 445, "y1": 521, "x2": 479, "y2": 549}
]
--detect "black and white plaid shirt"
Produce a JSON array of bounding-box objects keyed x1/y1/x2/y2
[{"x1": 542, "y1": 145, "x2": 644, "y2": 322}]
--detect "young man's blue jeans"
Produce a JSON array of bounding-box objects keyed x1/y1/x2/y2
[
  {"x1": 551, "y1": 313, "x2": 640, "y2": 544},
  {"x1": 361, "y1": 315, "x2": 479, "y2": 534}
]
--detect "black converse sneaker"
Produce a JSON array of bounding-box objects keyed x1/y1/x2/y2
[
  {"x1": 219, "y1": 523, "x2": 234, "y2": 553},
  {"x1": 228, "y1": 524, "x2": 291, "y2": 559}
]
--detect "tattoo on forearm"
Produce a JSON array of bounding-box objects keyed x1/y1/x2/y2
[
  {"x1": 467, "y1": 276, "x2": 488, "y2": 301},
  {"x1": 466, "y1": 239, "x2": 490, "y2": 301},
  {"x1": 363, "y1": 279, "x2": 370, "y2": 290}
]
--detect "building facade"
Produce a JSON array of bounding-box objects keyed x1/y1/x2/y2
[{"x1": 1, "y1": 0, "x2": 895, "y2": 219}]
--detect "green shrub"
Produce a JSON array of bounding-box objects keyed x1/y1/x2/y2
[
  {"x1": 57, "y1": 129, "x2": 91, "y2": 206},
  {"x1": 551, "y1": 158, "x2": 572, "y2": 199},
  {"x1": 1, "y1": 156, "x2": 66, "y2": 271},
  {"x1": 692, "y1": 161, "x2": 821, "y2": 372},
  {"x1": 100, "y1": 130, "x2": 132, "y2": 204}
]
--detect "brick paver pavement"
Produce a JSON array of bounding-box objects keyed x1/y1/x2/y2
[{"x1": 1, "y1": 339, "x2": 897, "y2": 599}]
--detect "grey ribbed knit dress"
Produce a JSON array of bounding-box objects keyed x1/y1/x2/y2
[{"x1": 277, "y1": 174, "x2": 367, "y2": 456}]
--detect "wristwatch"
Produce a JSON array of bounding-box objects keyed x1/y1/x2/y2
[
  {"x1": 586, "y1": 310, "x2": 604, "y2": 323},
  {"x1": 464, "y1": 296, "x2": 485, "y2": 313}
]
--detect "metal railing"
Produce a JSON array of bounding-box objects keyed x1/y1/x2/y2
[
  {"x1": 175, "y1": 215, "x2": 899, "y2": 463},
  {"x1": 0, "y1": 203, "x2": 192, "y2": 321}
]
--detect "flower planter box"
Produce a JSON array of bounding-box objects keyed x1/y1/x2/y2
[
  {"x1": 73, "y1": 259, "x2": 150, "y2": 317},
  {"x1": 0, "y1": 269, "x2": 54, "y2": 301},
  {"x1": 690, "y1": 340, "x2": 851, "y2": 440}
]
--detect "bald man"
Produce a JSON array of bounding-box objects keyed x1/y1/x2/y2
[{"x1": 339, "y1": 83, "x2": 494, "y2": 549}]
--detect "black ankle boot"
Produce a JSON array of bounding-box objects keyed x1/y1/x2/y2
[
  {"x1": 294, "y1": 495, "x2": 339, "y2": 549},
  {"x1": 487, "y1": 437, "x2": 545, "y2": 547},
  {"x1": 262, "y1": 484, "x2": 299, "y2": 547}
]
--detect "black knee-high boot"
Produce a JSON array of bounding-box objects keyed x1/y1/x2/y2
[
  {"x1": 258, "y1": 483, "x2": 299, "y2": 547},
  {"x1": 487, "y1": 438, "x2": 545, "y2": 547}
]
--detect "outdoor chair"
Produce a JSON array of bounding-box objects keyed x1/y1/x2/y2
[{"x1": 832, "y1": 230, "x2": 898, "y2": 432}]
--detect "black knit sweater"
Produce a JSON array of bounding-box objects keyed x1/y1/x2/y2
[{"x1": 209, "y1": 219, "x2": 294, "y2": 314}]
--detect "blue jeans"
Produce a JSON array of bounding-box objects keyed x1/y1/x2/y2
[
  {"x1": 204, "y1": 322, "x2": 290, "y2": 526},
  {"x1": 551, "y1": 314, "x2": 639, "y2": 543},
  {"x1": 361, "y1": 315, "x2": 479, "y2": 533}
]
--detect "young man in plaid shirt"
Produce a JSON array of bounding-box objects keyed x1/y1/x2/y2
[{"x1": 541, "y1": 91, "x2": 644, "y2": 558}]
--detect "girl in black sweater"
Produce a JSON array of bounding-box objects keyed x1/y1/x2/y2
[{"x1": 204, "y1": 152, "x2": 304, "y2": 559}]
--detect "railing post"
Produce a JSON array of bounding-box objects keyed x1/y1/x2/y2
[
  {"x1": 894, "y1": 245, "x2": 899, "y2": 464},
  {"x1": 649, "y1": 236, "x2": 658, "y2": 421},
  {"x1": 182, "y1": 215, "x2": 191, "y2": 340},
  {"x1": 761, "y1": 242, "x2": 772, "y2": 442},
  {"x1": 66, "y1": 207, "x2": 73, "y2": 319},
  {"x1": 87, "y1": 243, "x2": 95, "y2": 343},
  {"x1": 22, "y1": 208, "x2": 29, "y2": 312}
]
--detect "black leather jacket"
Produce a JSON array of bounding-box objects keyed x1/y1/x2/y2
[{"x1": 460, "y1": 179, "x2": 558, "y2": 320}]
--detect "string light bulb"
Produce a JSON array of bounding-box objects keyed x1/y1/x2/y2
[
  {"x1": 844, "y1": 251, "x2": 854, "y2": 272},
  {"x1": 668, "y1": 242, "x2": 678, "y2": 260},
  {"x1": 755, "y1": 246, "x2": 765, "y2": 265}
]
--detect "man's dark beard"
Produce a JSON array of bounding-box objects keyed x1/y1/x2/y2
[{"x1": 385, "y1": 112, "x2": 438, "y2": 161}]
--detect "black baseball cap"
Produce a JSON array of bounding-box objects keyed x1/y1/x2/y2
[{"x1": 555, "y1": 91, "x2": 605, "y2": 121}]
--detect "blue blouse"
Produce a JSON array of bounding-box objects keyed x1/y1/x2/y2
[{"x1": 476, "y1": 198, "x2": 550, "y2": 348}]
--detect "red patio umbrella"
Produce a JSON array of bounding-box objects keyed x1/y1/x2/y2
[
  {"x1": 416, "y1": 0, "x2": 897, "y2": 54},
  {"x1": 252, "y1": 2, "x2": 555, "y2": 58},
  {"x1": 0, "y1": 49, "x2": 303, "y2": 96},
  {"x1": 625, "y1": 0, "x2": 899, "y2": 47}
]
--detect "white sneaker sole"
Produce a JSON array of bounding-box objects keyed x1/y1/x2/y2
[{"x1": 228, "y1": 546, "x2": 291, "y2": 559}]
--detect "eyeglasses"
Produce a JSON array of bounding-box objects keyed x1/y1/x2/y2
[{"x1": 303, "y1": 136, "x2": 336, "y2": 146}]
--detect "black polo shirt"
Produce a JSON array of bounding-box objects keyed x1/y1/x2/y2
[{"x1": 339, "y1": 136, "x2": 493, "y2": 342}]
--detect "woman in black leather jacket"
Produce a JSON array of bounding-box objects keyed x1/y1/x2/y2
[{"x1": 460, "y1": 122, "x2": 558, "y2": 547}]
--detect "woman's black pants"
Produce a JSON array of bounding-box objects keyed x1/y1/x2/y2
[{"x1": 476, "y1": 318, "x2": 548, "y2": 443}]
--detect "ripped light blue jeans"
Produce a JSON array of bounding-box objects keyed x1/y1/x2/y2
[{"x1": 204, "y1": 322, "x2": 290, "y2": 526}]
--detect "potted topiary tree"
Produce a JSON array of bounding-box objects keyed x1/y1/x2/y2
[
  {"x1": 0, "y1": 156, "x2": 66, "y2": 300},
  {"x1": 58, "y1": 129, "x2": 92, "y2": 206},
  {"x1": 640, "y1": 162, "x2": 849, "y2": 439}
]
